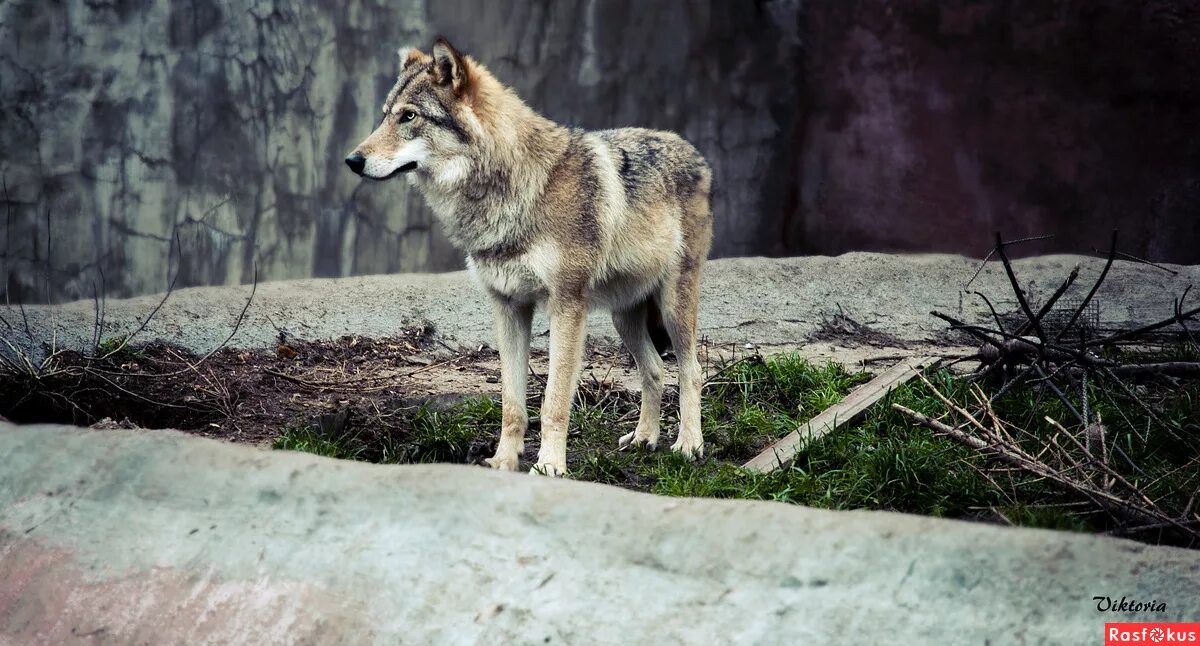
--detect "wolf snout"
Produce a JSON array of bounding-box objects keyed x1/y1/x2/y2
[{"x1": 345, "y1": 152, "x2": 366, "y2": 175}]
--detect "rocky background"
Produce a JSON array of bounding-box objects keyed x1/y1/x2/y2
[{"x1": 1, "y1": 0, "x2": 1197, "y2": 303}]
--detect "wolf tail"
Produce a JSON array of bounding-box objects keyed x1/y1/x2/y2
[{"x1": 646, "y1": 298, "x2": 672, "y2": 357}]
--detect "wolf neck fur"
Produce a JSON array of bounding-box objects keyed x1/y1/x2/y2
[{"x1": 416, "y1": 71, "x2": 570, "y2": 260}]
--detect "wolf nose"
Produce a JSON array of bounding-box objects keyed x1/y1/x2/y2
[{"x1": 345, "y1": 152, "x2": 366, "y2": 175}]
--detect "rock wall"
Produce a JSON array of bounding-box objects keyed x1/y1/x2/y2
[
  {"x1": 0, "y1": 0, "x2": 804, "y2": 302},
  {"x1": 793, "y1": 1, "x2": 1200, "y2": 261},
  {"x1": 2, "y1": 0, "x2": 1197, "y2": 303}
]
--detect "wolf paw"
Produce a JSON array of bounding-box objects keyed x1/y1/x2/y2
[
  {"x1": 483, "y1": 455, "x2": 520, "y2": 472},
  {"x1": 617, "y1": 431, "x2": 658, "y2": 452},
  {"x1": 529, "y1": 461, "x2": 566, "y2": 477},
  {"x1": 670, "y1": 433, "x2": 704, "y2": 460}
]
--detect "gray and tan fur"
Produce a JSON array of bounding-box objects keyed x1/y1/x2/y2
[{"x1": 347, "y1": 38, "x2": 713, "y2": 476}]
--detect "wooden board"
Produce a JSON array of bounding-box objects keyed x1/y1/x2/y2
[{"x1": 742, "y1": 355, "x2": 940, "y2": 473}]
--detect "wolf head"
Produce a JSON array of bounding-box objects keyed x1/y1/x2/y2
[{"x1": 345, "y1": 38, "x2": 481, "y2": 184}]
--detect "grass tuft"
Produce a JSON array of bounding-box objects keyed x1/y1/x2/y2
[
  {"x1": 273, "y1": 421, "x2": 367, "y2": 460},
  {"x1": 401, "y1": 398, "x2": 502, "y2": 463}
]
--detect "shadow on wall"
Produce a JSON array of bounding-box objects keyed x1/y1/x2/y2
[{"x1": 0, "y1": 0, "x2": 1197, "y2": 303}]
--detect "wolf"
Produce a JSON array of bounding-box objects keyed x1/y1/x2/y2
[{"x1": 346, "y1": 38, "x2": 713, "y2": 476}]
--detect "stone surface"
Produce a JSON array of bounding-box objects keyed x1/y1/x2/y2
[
  {"x1": 2, "y1": 422, "x2": 1198, "y2": 643},
  {"x1": 8, "y1": 253, "x2": 1200, "y2": 362}
]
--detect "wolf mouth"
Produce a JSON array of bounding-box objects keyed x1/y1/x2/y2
[
  {"x1": 388, "y1": 161, "x2": 418, "y2": 177},
  {"x1": 368, "y1": 161, "x2": 418, "y2": 181}
]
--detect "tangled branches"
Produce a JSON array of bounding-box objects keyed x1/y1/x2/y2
[
  {"x1": 901, "y1": 231, "x2": 1200, "y2": 545},
  {"x1": 895, "y1": 375, "x2": 1199, "y2": 544}
]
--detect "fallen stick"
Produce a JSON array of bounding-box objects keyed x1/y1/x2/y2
[{"x1": 743, "y1": 356, "x2": 939, "y2": 473}]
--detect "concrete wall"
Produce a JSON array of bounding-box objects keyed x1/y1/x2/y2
[{"x1": 2, "y1": 0, "x2": 1197, "y2": 303}]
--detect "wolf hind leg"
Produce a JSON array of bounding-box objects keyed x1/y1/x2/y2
[
  {"x1": 661, "y1": 277, "x2": 704, "y2": 459},
  {"x1": 613, "y1": 300, "x2": 664, "y2": 451},
  {"x1": 662, "y1": 197, "x2": 712, "y2": 459}
]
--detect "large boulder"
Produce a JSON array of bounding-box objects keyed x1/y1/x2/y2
[{"x1": 2, "y1": 422, "x2": 1197, "y2": 642}]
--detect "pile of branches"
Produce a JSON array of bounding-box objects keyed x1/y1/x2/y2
[
  {"x1": 897, "y1": 231, "x2": 1200, "y2": 544},
  {"x1": 939, "y1": 231, "x2": 1200, "y2": 382}
]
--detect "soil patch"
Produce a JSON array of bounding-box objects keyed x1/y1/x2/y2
[
  {"x1": 809, "y1": 305, "x2": 912, "y2": 349},
  {"x1": 0, "y1": 330, "x2": 645, "y2": 449},
  {"x1": 0, "y1": 331, "x2": 864, "y2": 486},
  {"x1": 2, "y1": 330, "x2": 475, "y2": 442}
]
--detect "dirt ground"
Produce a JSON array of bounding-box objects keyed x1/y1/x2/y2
[
  {"x1": 1, "y1": 307, "x2": 936, "y2": 436},
  {"x1": 0, "y1": 332, "x2": 651, "y2": 441},
  {"x1": 4, "y1": 277, "x2": 1197, "y2": 548},
  {"x1": 11, "y1": 253, "x2": 1198, "y2": 365},
  {"x1": 10, "y1": 251, "x2": 1195, "y2": 449},
  {"x1": 1, "y1": 324, "x2": 929, "y2": 496},
  {"x1": 6, "y1": 252, "x2": 1197, "y2": 492}
]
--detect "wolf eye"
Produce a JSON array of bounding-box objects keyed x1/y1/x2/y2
[{"x1": 399, "y1": 110, "x2": 416, "y2": 122}]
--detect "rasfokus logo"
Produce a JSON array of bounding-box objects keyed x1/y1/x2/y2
[{"x1": 1105, "y1": 623, "x2": 1200, "y2": 645}]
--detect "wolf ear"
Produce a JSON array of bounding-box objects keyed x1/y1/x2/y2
[
  {"x1": 398, "y1": 47, "x2": 430, "y2": 73},
  {"x1": 431, "y1": 37, "x2": 469, "y2": 94}
]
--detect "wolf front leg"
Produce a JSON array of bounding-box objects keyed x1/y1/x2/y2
[
  {"x1": 532, "y1": 293, "x2": 588, "y2": 476},
  {"x1": 483, "y1": 295, "x2": 534, "y2": 472}
]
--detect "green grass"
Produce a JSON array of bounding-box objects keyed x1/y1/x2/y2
[
  {"x1": 94, "y1": 336, "x2": 142, "y2": 361},
  {"x1": 618, "y1": 370, "x2": 1008, "y2": 516},
  {"x1": 398, "y1": 398, "x2": 502, "y2": 463},
  {"x1": 272, "y1": 352, "x2": 1199, "y2": 542},
  {"x1": 701, "y1": 355, "x2": 871, "y2": 460},
  {"x1": 566, "y1": 355, "x2": 869, "y2": 484},
  {"x1": 274, "y1": 398, "x2": 503, "y2": 464},
  {"x1": 273, "y1": 421, "x2": 369, "y2": 460}
]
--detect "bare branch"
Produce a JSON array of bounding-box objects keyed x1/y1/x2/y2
[
  {"x1": 95, "y1": 230, "x2": 182, "y2": 361},
  {"x1": 1057, "y1": 229, "x2": 1117, "y2": 342},
  {"x1": 1015, "y1": 264, "x2": 1080, "y2": 336}
]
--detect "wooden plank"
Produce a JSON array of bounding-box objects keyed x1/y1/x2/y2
[{"x1": 742, "y1": 355, "x2": 940, "y2": 473}]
